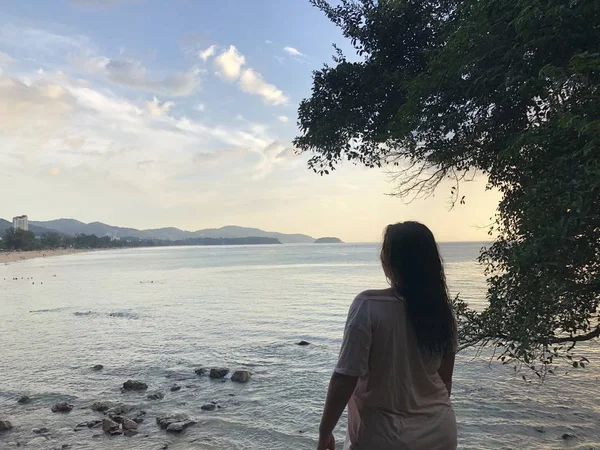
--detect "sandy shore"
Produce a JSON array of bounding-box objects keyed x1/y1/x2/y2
[{"x1": 0, "y1": 249, "x2": 92, "y2": 265}]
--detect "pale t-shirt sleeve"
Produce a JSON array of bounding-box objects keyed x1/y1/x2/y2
[{"x1": 335, "y1": 295, "x2": 372, "y2": 377}]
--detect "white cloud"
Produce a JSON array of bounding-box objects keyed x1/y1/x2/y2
[
  {"x1": 199, "y1": 44, "x2": 216, "y2": 62},
  {"x1": 213, "y1": 45, "x2": 288, "y2": 105},
  {"x1": 194, "y1": 103, "x2": 205, "y2": 112},
  {"x1": 265, "y1": 40, "x2": 273, "y2": 45},
  {"x1": 214, "y1": 45, "x2": 245, "y2": 81},
  {"x1": 146, "y1": 97, "x2": 175, "y2": 117},
  {"x1": 239, "y1": 68, "x2": 288, "y2": 105},
  {"x1": 278, "y1": 115, "x2": 289, "y2": 123},
  {"x1": 283, "y1": 46, "x2": 304, "y2": 57}
]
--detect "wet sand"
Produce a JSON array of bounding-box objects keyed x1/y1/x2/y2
[{"x1": 0, "y1": 249, "x2": 91, "y2": 265}]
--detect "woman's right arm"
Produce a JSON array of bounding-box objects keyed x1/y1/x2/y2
[{"x1": 438, "y1": 351, "x2": 455, "y2": 396}]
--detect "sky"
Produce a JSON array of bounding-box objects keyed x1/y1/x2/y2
[{"x1": 0, "y1": 0, "x2": 500, "y2": 242}]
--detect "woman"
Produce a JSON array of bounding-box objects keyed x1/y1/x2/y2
[{"x1": 317, "y1": 222, "x2": 457, "y2": 450}]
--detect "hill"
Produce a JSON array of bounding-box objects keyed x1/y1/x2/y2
[
  {"x1": 16, "y1": 219, "x2": 315, "y2": 244},
  {"x1": 314, "y1": 237, "x2": 344, "y2": 244}
]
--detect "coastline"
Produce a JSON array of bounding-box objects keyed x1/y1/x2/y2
[{"x1": 0, "y1": 249, "x2": 92, "y2": 265}]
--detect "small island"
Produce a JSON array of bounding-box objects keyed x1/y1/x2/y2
[{"x1": 314, "y1": 237, "x2": 344, "y2": 244}]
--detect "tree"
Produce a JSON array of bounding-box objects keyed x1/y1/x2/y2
[
  {"x1": 3, "y1": 228, "x2": 38, "y2": 251},
  {"x1": 41, "y1": 232, "x2": 63, "y2": 249},
  {"x1": 296, "y1": 0, "x2": 600, "y2": 375}
]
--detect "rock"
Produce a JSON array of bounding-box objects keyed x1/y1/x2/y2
[
  {"x1": 194, "y1": 368, "x2": 206, "y2": 376},
  {"x1": 17, "y1": 395, "x2": 32, "y2": 404},
  {"x1": 61, "y1": 445, "x2": 70, "y2": 449},
  {"x1": 32, "y1": 428, "x2": 49, "y2": 434},
  {"x1": 297, "y1": 340, "x2": 310, "y2": 346},
  {"x1": 156, "y1": 413, "x2": 195, "y2": 431},
  {"x1": 102, "y1": 418, "x2": 121, "y2": 435},
  {"x1": 92, "y1": 364, "x2": 104, "y2": 371},
  {"x1": 147, "y1": 391, "x2": 165, "y2": 400},
  {"x1": 122, "y1": 418, "x2": 138, "y2": 431},
  {"x1": 209, "y1": 368, "x2": 229, "y2": 379},
  {"x1": 87, "y1": 420, "x2": 103, "y2": 428},
  {"x1": 201, "y1": 403, "x2": 216, "y2": 411},
  {"x1": 74, "y1": 422, "x2": 89, "y2": 431},
  {"x1": 51, "y1": 402, "x2": 74, "y2": 413},
  {"x1": 165, "y1": 422, "x2": 187, "y2": 433},
  {"x1": 562, "y1": 432, "x2": 577, "y2": 440},
  {"x1": 91, "y1": 401, "x2": 111, "y2": 412},
  {"x1": 132, "y1": 411, "x2": 147, "y2": 424},
  {"x1": 231, "y1": 370, "x2": 251, "y2": 383},
  {"x1": 107, "y1": 404, "x2": 134, "y2": 417},
  {"x1": 0, "y1": 420, "x2": 13, "y2": 432},
  {"x1": 124, "y1": 429, "x2": 138, "y2": 437},
  {"x1": 110, "y1": 415, "x2": 125, "y2": 424},
  {"x1": 534, "y1": 426, "x2": 545, "y2": 433},
  {"x1": 161, "y1": 445, "x2": 169, "y2": 450},
  {"x1": 170, "y1": 385, "x2": 181, "y2": 392},
  {"x1": 122, "y1": 380, "x2": 148, "y2": 391}
]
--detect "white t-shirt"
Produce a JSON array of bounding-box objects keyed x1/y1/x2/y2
[{"x1": 335, "y1": 292, "x2": 457, "y2": 450}]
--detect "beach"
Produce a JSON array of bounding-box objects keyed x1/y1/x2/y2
[
  {"x1": 1, "y1": 243, "x2": 598, "y2": 449},
  {"x1": 0, "y1": 249, "x2": 91, "y2": 265}
]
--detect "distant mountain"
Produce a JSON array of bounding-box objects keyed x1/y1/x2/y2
[
  {"x1": 0, "y1": 218, "x2": 60, "y2": 236},
  {"x1": 24, "y1": 219, "x2": 315, "y2": 244},
  {"x1": 314, "y1": 237, "x2": 344, "y2": 244}
]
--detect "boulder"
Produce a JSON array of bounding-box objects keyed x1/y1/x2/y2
[
  {"x1": 201, "y1": 403, "x2": 216, "y2": 411},
  {"x1": 51, "y1": 402, "x2": 74, "y2": 413},
  {"x1": 194, "y1": 368, "x2": 206, "y2": 376},
  {"x1": 147, "y1": 391, "x2": 164, "y2": 400},
  {"x1": 122, "y1": 418, "x2": 138, "y2": 431},
  {"x1": 297, "y1": 340, "x2": 310, "y2": 346},
  {"x1": 156, "y1": 413, "x2": 195, "y2": 431},
  {"x1": 122, "y1": 380, "x2": 148, "y2": 391},
  {"x1": 91, "y1": 401, "x2": 111, "y2": 412},
  {"x1": 209, "y1": 368, "x2": 229, "y2": 379},
  {"x1": 17, "y1": 395, "x2": 32, "y2": 404},
  {"x1": 170, "y1": 385, "x2": 181, "y2": 392},
  {"x1": 102, "y1": 418, "x2": 121, "y2": 435},
  {"x1": 165, "y1": 422, "x2": 187, "y2": 433},
  {"x1": 562, "y1": 432, "x2": 577, "y2": 440},
  {"x1": 92, "y1": 364, "x2": 104, "y2": 371},
  {"x1": 87, "y1": 420, "x2": 103, "y2": 429},
  {"x1": 32, "y1": 428, "x2": 50, "y2": 434},
  {"x1": 0, "y1": 420, "x2": 13, "y2": 432},
  {"x1": 231, "y1": 370, "x2": 251, "y2": 383}
]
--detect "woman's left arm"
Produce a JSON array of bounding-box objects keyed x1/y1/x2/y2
[{"x1": 317, "y1": 372, "x2": 359, "y2": 449}]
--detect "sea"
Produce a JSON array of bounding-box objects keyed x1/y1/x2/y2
[{"x1": 1, "y1": 243, "x2": 599, "y2": 449}]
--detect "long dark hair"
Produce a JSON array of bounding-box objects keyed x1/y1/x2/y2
[{"x1": 380, "y1": 221, "x2": 456, "y2": 357}]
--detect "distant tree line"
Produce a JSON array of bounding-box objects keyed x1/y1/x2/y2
[{"x1": 0, "y1": 228, "x2": 280, "y2": 251}]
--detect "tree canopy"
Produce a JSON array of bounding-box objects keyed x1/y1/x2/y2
[{"x1": 296, "y1": 0, "x2": 600, "y2": 375}]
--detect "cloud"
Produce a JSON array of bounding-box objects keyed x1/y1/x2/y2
[
  {"x1": 199, "y1": 45, "x2": 216, "y2": 62},
  {"x1": 146, "y1": 97, "x2": 174, "y2": 117},
  {"x1": 194, "y1": 103, "x2": 205, "y2": 112},
  {"x1": 278, "y1": 115, "x2": 289, "y2": 123},
  {"x1": 0, "y1": 75, "x2": 75, "y2": 132},
  {"x1": 239, "y1": 68, "x2": 288, "y2": 105},
  {"x1": 0, "y1": 51, "x2": 15, "y2": 66},
  {"x1": 214, "y1": 45, "x2": 245, "y2": 81},
  {"x1": 101, "y1": 58, "x2": 200, "y2": 96},
  {"x1": 214, "y1": 45, "x2": 287, "y2": 105},
  {"x1": 283, "y1": 46, "x2": 304, "y2": 57},
  {"x1": 265, "y1": 40, "x2": 273, "y2": 45}
]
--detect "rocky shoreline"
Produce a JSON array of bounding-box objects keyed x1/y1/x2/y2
[{"x1": 0, "y1": 365, "x2": 252, "y2": 449}]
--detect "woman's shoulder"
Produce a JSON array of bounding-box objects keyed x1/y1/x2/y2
[{"x1": 356, "y1": 288, "x2": 401, "y2": 301}]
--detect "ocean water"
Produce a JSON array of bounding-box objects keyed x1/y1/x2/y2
[{"x1": 0, "y1": 243, "x2": 599, "y2": 449}]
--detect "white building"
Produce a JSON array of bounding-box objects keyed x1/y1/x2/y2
[{"x1": 12, "y1": 215, "x2": 28, "y2": 231}]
